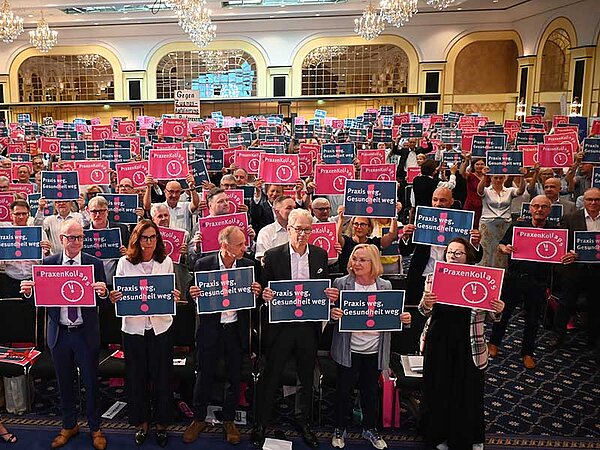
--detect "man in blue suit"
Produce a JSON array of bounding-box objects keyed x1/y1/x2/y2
[{"x1": 20, "y1": 220, "x2": 109, "y2": 450}]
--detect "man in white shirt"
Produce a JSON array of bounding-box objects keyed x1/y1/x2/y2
[
  {"x1": 255, "y1": 195, "x2": 295, "y2": 260},
  {"x1": 143, "y1": 174, "x2": 200, "y2": 232},
  {"x1": 34, "y1": 198, "x2": 89, "y2": 253}
]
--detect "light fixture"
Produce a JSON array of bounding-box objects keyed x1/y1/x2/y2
[
  {"x1": 380, "y1": 0, "x2": 418, "y2": 27},
  {"x1": 516, "y1": 97, "x2": 526, "y2": 120},
  {"x1": 29, "y1": 12, "x2": 58, "y2": 53},
  {"x1": 197, "y1": 49, "x2": 242, "y2": 72},
  {"x1": 569, "y1": 97, "x2": 582, "y2": 117},
  {"x1": 77, "y1": 54, "x2": 111, "y2": 71},
  {"x1": 303, "y1": 46, "x2": 348, "y2": 67},
  {"x1": 0, "y1": 0, "x2": 24, "y2": 43},
  {"x1": 354, "y1": 2, "x2": 385, "y2": 41},
  {"x1": 171, "y1": 0, "x2": 216, "y2": 48},
  {"x1": 426, "y1": 0, "x2": 456, "y2": 9}
]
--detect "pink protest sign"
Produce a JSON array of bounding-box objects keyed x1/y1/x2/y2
[
  {"x1": 92, "y1": 125, "x2": 112, "y2": 140},
  {"x1": 298, "y1": 153, "x2": 313, "y2": 177},
  {"x1": 431, "y1": 261, "x2": 504, "y2": 312},
  {"x1": 201, "y1": 189, "x2": 244, "y2": 216},
  {"x1": 538, "y1": 143, "x2": 573, "y2": 168},
  {"x1": 258, "y1": 153, "x2": 300, "y2": 185},
  {"x1": 118, "y1": 121, "x2": 136, "y2": 136},
  {"x1": 7, "y1": 142, "x2": 25, "y2": 154},
  {"x1": 210, "y1": 128, "x2": 229, "y2": 149},
  {"x1": 357, "y1": 149, "x2": 386, "y2": 166},
  {"x1": 406, "y1": 166, "x2": 421, "y2": 184},
  {"x1": 116, "y1": 160, "x2": 149, "y2": 188},
  {"x1": 299, "y1": 143, "x2": 320, "y2": 161},
  {"x1": 234, "y1": 149, "x2": 264, "y2": 174},
  {"x1": 129, "y1": 137, "x2": 140, "y2": 156},
  {"x1": 332, "y1": 119, "x2": 345, "y2": 129},
  {"x1": 198, "y1": 212, "x2": 249, "y2": 253},
  {"x1": 163, "y1": 118, "x2": 188, "y2": 138},
  {"x1": 552, "y1": 115, "x2": 569, "y2": 128},
  {"x1": 512, "y1": 226, "x2": 568, "y2": 264},
  {"x1": 525, "y1": 115, "x2": 543, "y2": 124},
  {"x1": 591, "y1": 119, "x2": 600, "y2": 136},
  {"x1": 0, "y1": 195, "x2": 12, "y2": 221},
  {"x1": 76, "y1": 160, "x2": 111, "y2": 185},
  {"x1": 149, "y1": 149, "x2": 188, "y2": 180},
  {"x1": 294, "y1": 116, "x2": 305, "y2": 125},
  {"x1": 519, "y1": 145, "x2": 539, "y2": 166},
  {"x1": 394, "y1": 113, "x2": 410, "y2": 126},
  {"x1": 158, "y1": 226, "x2": 186, "y2": 264},
  {"x1": 544, "y1": 132, "x2": 578, "y2": 154},
  {"x1": 39, "y1": 137, "x2": 61, "y2": 155},
  {"x1": 504, "y1": 120, "x2": 521, "y2": 142},
  {"x1": 314, "y1": 164, "x2": 355, "y2": 195},
  {"x1": 154, "y1": 142, "x2": 182, "y2": 149},
  {"x1": 308, "y1": 222, "x2": 337, "y2": 259},
  {"x1": 360, "y1": 164, "x2": 396, "y2": 181},
  {"x1": 32, "y1": 264, "x2": 97, "y2": 307}
]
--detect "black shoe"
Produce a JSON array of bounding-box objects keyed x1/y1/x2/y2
[
  {"x1": 156, "y1": 430, "x2": 168, "y2": 448},
  {"x1": 134, "y1": 428, "x2": 147, "y2": 445},
  {"x1": 250, "y1": 425, "x2": 266, "y2": 448},
  {"x1": 299, "y1": 424, "x2": 319, "y2": 449}
]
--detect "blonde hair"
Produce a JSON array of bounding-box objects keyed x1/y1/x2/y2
[{"x1": 347, "y1": 244, "x2": 384, "y2": 279}]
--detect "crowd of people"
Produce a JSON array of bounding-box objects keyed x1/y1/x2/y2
[{"x1": 0, "y1": 111, "x2": 598, "y2": 450}]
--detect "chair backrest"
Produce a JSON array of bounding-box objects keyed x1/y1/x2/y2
[
  {"x1": 0, "y1": 299, "x2": 37, "y2": 345},
  {"x1": 172, "y1": 302, "x2": 196, "y2": 349},
  {"x1": 99, "y1": 304, "x2": 122, "y2": 347}
]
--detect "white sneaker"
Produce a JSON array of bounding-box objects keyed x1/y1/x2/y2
[
  {"x1": 331, "y1": 428, "x2": 346, "y2": 448},
  {"x1": 472, "y1": 444, "x2": 484, "y2": 450},
  {"x1": 362, "y1": 429, "x2": 387, "y2": 449},
  {"x1": 436, "y1": 442, "x2": 449, "y2": 450}
]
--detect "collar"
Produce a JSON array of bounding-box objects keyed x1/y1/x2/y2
[
  {"x1": 584, "y1": 209, "x2": 600, "y2": 221},
  {"x1": 62, "y1": 252, "x2": 82, "y2": 265},
  {"x1": 289, "y1": 242, "x2": 309, "y2": 258},
  {"x1": 275, "y1": 221, "x2": 287, "y2": 233},
  {"x1": 218, "y1": 251, "x2": 237, "y2": 270}
]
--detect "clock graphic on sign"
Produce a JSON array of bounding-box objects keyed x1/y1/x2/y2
[
  {"x1": 61, "y1": 280, "x2": 85, "y2": 303},
  {"x1": 166, "y1": 160, "x2": 183, "y2": 177},
  {"x1": 377, "y1": 174, "x2": 391, "y2": 181},
  {"x1": 173, "y1": 125, "x2": 184, "y2": 136},
  {"x1": 333, "y1": 176, "x2": 346, "y2": 193},
  {"x1": 553, "y1": 152, "x2": 568, "y2": 166},
  {"x1": 535, "y1": 241, "x2": 558, "y2": 259},
  {"x1": 90, "y1": 169, "x2": 104, "y2": 184},
  {"x1": 461, "y1": 281, "x2": 488, "y2": 305},
  {"x1": 312, "y1": 236, "x2": 331, "y2": 254},
  {"x1": 163, "y1": 240, "x2": 174, "y2": 257},
  {"x1": 299, "y1": 162, "x2": 309, "y2": 175},
  {"x1": 133, "y1": 171, "x2": 146, "y2": 186},
  {"x1": 276, "y1": 166, "x2": 293, "y2": 182},
  {"x1": 248, "y1": 159, "x2": 260, "y2": 173}
]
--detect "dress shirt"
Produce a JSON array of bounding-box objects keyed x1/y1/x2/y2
[
  {"x1": 584, "y1": 209, "x2": 600, "y2": 231},
  {"x1": 423, "y1": 246, "x2": 446, "y2": 276},
  {"x1": 35, "y1": 212, "x2": 86, "y2": 254},
  {"x1": 290, "y1": 243, "x2": 310, "y2": 280},
  {"x1": 480, "y1": 186, "x2": 519, "y2": 221},
  {"x1": 59, "y1": 252, "x2": 83, "y2": 326},
  {"x1": 218, "y1": 253, "x2": 238, "y2": 324},
  {"x1": 255, "y1": 221, "x2": 289, "y2": 258},
  {"x1": 350, "y1": 282, "x2": 380, "y2": 353},
  {"x1": 160, "y1": 201, "x2": 193, "y2": 232}
]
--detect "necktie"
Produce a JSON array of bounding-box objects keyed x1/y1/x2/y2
[{"x1": 66, "y1": 259, "x2": 78, "y2": 324}]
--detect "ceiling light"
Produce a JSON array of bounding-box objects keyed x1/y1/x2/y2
[
  {"x1": 29, "y1": 11, "x2": 58, "y2": 53},
  {"x1": 0, "y1": 0, "x2": 24, "y2": 42},
  {"x1": 354, "y1": 2, "x2": 385, "y2": 41}
]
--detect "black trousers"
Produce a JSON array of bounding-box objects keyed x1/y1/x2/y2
[
  {"x1": 0, "y1": 274, "x2": 23, "y2": 299},
  {"x1": 255, "y1": 323, "x2": 318, "y2": 426},
  {"x1": 334, "y1": 352, "x2": 380, "y2": 430},
  {"x1": 122, "y1": 328, "x2": 174, "y2": 427},
  {"x1": 192, "y1": 322, "x2": 243, "y2": 422},
  {"x1": 490, "y1": 273, "x2": 546, "y2": 356}
]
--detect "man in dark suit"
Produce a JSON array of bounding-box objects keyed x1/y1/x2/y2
[
  {"x1": 551, "y1": 187, "x2": 600, "y2": 350},
  {"x1": 249, "y1": 182, "x2": 282, "y2": 233},
  {"x1": 20, "y1": 220, "x2": 109, "y2": 450},
  {"x1": 251, "y1": 208, "x2": 339, "y2": 449},
  {"x1": 400, "y1": 187, "x2": 482, "y2": 305},
  {"x1": 183, "y1": 225, "x2": 262, "y2": 445}
]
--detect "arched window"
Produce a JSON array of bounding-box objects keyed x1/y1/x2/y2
[
  {"x1": 18, "y1": 54, "x2": 114, "y2": 102},
  {"x1": 301, "y1": 44, "x2": 409, "y2": 95},
  {"x1": 156, "y1": 50, "x2": 257, "y2": 98},
  {"x1": 540, "y1": 29, "x2": 571, "y2": 92}
]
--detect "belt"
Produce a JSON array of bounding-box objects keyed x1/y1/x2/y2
[{"x1": 59, "y1": 324, "x2": 84, "y2": 332}]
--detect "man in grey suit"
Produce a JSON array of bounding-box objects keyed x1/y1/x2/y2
[{"x1": 544, "y1": 177, "x2": 576, "y2": 218}]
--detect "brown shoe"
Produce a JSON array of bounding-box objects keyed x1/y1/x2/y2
[
  {"x1": 51, "y1": 426, "x2": 79, "y2": 449},
  {"x1": 523, "y1": 355, "x2": 536, "y2": 369},
  {"x1": 182, "y1": 420, "x2": 207, "y2": 444},
  {"x1": 91, "y1": 431, "x2": 107, "y2": 450},
  {"x1": 224, "y1": 421, "x2": 241, "y2": 445},
  {"x1": 487, "y1": 343, "x2": 498, "y2": 358}
]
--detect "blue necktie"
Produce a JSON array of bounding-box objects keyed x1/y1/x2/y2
[{"x1": 66, "y1": 260, "x2": 78, "y2": 324}]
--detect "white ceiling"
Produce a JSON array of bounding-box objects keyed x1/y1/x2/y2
[{"x1": 9, "y1": 0, "x2": 544, "y2": 27}]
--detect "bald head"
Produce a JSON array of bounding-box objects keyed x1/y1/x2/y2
[
  {"x1": 543, "y1": 177, "x2": 561, "y2": 201},
  {"x1": 432, "y1": 187, "x2": 454, "y2": 208}
]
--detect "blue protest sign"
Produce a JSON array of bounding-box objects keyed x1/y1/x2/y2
[
  {"x1": 516, "y1": 132, "x2": 544, "y2": 146},
  {"x1": 114, "y1": 274, "x2": 176, "y2": 317},
  {"x1": 569, "y1": 116, "x2": 588, "y2": 141},
  {"x1": 380, "y1": 105, "x2": 394, "y2": 116},
  {"x1": 531, "y1": 105, "x2": 546, "y2": 117},
  {"x1": 268, "y1": 279, "x2": 331, "y2": 323},
  {"x1": 8, "y1": 153, "x2": 30, "y2": 162},
  {"x1": 59, "y1": 140, "x2": 87, "y2": 160},
  {"x1": 380, "y1": 226, "x2": 400, "y2": 256},
  {"x1": 344, "y1": 180, "x2": 397, "y2": 218},
  {"x1": 104, "y1": 139, "x2": 131, "y2": 150},
  {"x1": 183, "y1": 141, "x2": 207, "y2": 162},
  {"x1": 229, "y1": 132, "x2": 253, "y2": 147},
  {"x1": 440, "y1": 128, "x2": 462, "y2": 145},
  {"x1": 520, "y1": 203, "x2": 562, "y2": 226},
  {"x1": 486, "y1": 150, "x2": 523, "y2": 175},
  {"x1": 28, "y1": 193, "x2": 53, "y2": 217},
  {"x1": 593, "y1": 167, "x2": 600, "y2": 189},
  {"x1": 582, "y1": 138, "x2": 600, "y2": 164},
  {"x1": 314, "y1": 109, "x2": 327, "y2": 119},
  {"x1": 183, "y1": 159, "x2": 210, "y2": 188},
  {"x1": 381, "y1": 116, "x2": 393, "y2": 127},
  {"x1": 194, "y1": 267, "x2": 256, "y2": 314},
  {"x1": 372, "y1": 128, "x2": 393, "y2": 143},
  {"x1": 349, "y1": 128, "x2": 368, "y2": 143},
  {"x1": 103, "y1": 194, "x2": 139, "y2": 224},
  {"x1": 56, "y1": 130, "x2": 79, "y2": 139},
  {"x1": 471, "y1": 135, "x2": 506, "y2": 157},
  {"x1": 0, "y1": 226, "x2": 43, "y2": 261},
  {"x1": 521, "y1": 122, "x2": 545, "y2": 131},
  {"x1": 100, "y1": 148, "x2": 131, "y2": 169},
  {"x1": 400, "y1": 123, "x2": 423, "y2": 138},
  {"x1": 574, "y1": 231, "x2": 600, "y2": 263},
  {"x1": 447, "y1": 111, "x2": 464, "y2": 122},
  {"x1": 41, "y1": 171, "x2": 80, "y2": 200},
  {"x1": 322, "y1": 143, "x2": 355, "y2": 165},
  {"x1": 240, "y1": 185, "x2": 254, "y2": 202},
  {"x1": 413, "y1": 206, "x2": 474, "y2": 247},
  {"x1": 195, "y1": 150, "x2": 223, "y2": 172},
  {"x1": 339, "y1": 290, "x2": 405, "y2": 332},
  {"x1": 83, "y1": 228, "x2": 123, "y2": 260},
  {"x1": 294, "y1": 124, "x2": 314, "y2": 140},
  {"x1": 363, "y1": 112, "x2": 377, "y2": 123},
  {"x1": 344, "y1": 118, "x2": 356, "y2": 128},
  {"x1": 442, "y1": 151, "x2": 464, "y2": 167}
]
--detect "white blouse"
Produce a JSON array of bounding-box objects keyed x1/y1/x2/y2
[
  {"x1": 480, "y1": 186, "x2": 519, "y2": 222},
  {"x1": 115, "y1": 255, "x2": 175, "y2": 336}
]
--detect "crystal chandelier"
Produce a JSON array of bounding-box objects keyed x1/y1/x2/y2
[
  {"x1": 303, "y1": 46, "x2": 348, "y2": 67},
  {"x1": 0, "y1": 0, "x2": 24, "y2": 43},
  {"x1": 426, "y1": 0, "x2": 456, "y2": 10},
  {"x1": 197, "y1": 50, "x2": 241, "y2": 72},
  {"x1": 354, "y1": 2, "x2": 385, "y2": 41},
  {"x1": 29, "y1": 13, "x2": 58, "y2": 53},
  {"x1": 173, "y1": 0, "x2": 216, "y2": 48},
  {"x1": 380, "y1": 0, "x2": 418, "y2": 27},
  {"x1": 77, "y1": 54, "x2": 110, "y2": 71}
]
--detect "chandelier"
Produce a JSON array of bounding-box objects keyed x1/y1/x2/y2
[
  {"x1": 354, "y1": 2, "x2": 385, "y2": 41},
  {"x1": 380, "y1": 0, "x2": 418, "y2": 27},
  {"x1": 303, "y1": 46, "x2": 348, "y2": 67},
  {"x1": 77, "y1": 54, "x2": 110, "y2": 71},
  {"x1": 426, "y1": 0, "x2": 456, "y2": 10},
  {"x1": 0, "y1": 0, "x2": 24, "y2": 43},
  {"x1": 29, "y1": 13, "x2": 58, "y2": 53},
  {"x1": 197, "y1": 50, "x2": 241, "y2": 72},
  {"x1": 172, "y1": 0, "x2": 216, "y2": 48}
]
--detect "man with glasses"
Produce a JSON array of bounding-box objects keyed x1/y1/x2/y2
[
  {"x1": 255, "y1": 195, "x2": 296, "y2": 261},
  {"x1": 20, "y1": 220, "x2": 109, "y2": 450},
  {"x1": 116, "y1": 178, "x2": 135, "y2": 195},
  {"x1": 550, "y1": 188, "x2": 600, "y2": 352},
  {"x1": 489, "y1": 195, "x2": 575, "y2": 369},
  {"x1": 311, "y1": 197, "x2": 337, "y2": 223},
  {"x1": 35, "y1": 198, "x2": 89, "y2": 254},
  {"x1": 143, "y1": 174, "x2": 200, "y2": 232},
  {"x1": 0, "y1": 200, "x2": 51, "y2": 298},
  {"x1": 252, "y1": 208, "x2": 339, "y2": 449}
]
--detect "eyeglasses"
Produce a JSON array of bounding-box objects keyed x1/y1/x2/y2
[
  {"x1": 353, "y1": 222, "x2": 369, "y2": 228},
  {"x1": 530, "y1": 204, "x2": 550, "y2": 210},
  {"x1": 11, "y1": 212, "x2": 28, "y2": 217},
  {"x1": 61, "y1": 235, "x2": 84, "y2": 242},
  {"x1": 118, "y1": 184, "x2": 133, "y2": 189},
  {"x1": 165, "y1": 189, "x2": 182, "y2": 195},
  {"x1": 89, "y1": 209, "x2": 108, "y2": 215},
  {"x1": 140, "y1": 234, "x2": 158, "y2": 242},
  {"x1": 290, "y1": 226, "x2": 312, "y2": 235},
  {"x1": 313, "y1": 207, "x2": 331, "y2": 211},
  {"x1": 446, "y1": 250, "x2": 466, "y2": 257},
  {"x1": 584, "y1": 198, "x2": 600, "y2": 202},
  {"x1": 351, "y1": 257, "x2": 372, "y2": 264}
]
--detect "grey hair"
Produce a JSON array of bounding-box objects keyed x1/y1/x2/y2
[
  {"x1": 218, "y1": 225, "x2": 243, "y2": 245},
  {"x1": 88, "y1": 195, "x2": 108, "y2": 209},
  {"x1": 288, "y1": 208, "x2": 312, "y2": 227},
  {"x1": 150, "y1": 203, "x2": 169, "y2": 218}
]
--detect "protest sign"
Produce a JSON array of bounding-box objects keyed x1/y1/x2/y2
[
  {"x1": 360, "y1": 164, "x2": 396, "y2": 181},
  {"x1": 197, "y1": 212, "x2": 249, "y2": 253},
  {"x1": 486, "y1": 151, "x2": 523, "y2": 175},
  {"x1": 299, "y1": 143, "x2": 320, "y2": 161},
  {"x1": 9, "y1": 183, "x2": 35, "y2": 196},
  {"x1": 400, "y1": 123, "x2": 423, "y2": 138},
  {"x1": 33, "y1": 264, "x2": 96, "y2": 307},
  {"x1": 0, "y1": 226, "x2": 43, "y2": 260},
  {"x1": 234, "y1": 149, "x2": 263, "y2": 174},
  {"x1": 41, "y1": 171, "x2": 79, "y2": 200},
  {"x1": 92, "y1": 125, "x2": 112, "y2": 140},
  {"x1": 183, "y1": 159, "x2": 210, "y2": 188},
  {"x1": 308, "y1": 222, "x2": 337, "y2": 259},
  {"x1": 27, "y1": 193, "x2": 53, "y2": 217},
  {"x1": 0, "y1": 195, "x2": 12, "y2": 221},
  {"x1": 83, "y1": 228, "x2": 123, "y2": 260},
  {"x1": 372, "y1": 128, "x2": 393, "y2": 143},
  {"x1": 268, "y1": 279, "x2": 331, "y2": 323},
  {"x1": 321, "y1": 143, "x2": 355, "y2": 165},
  {"x1": 210, "y1": 128, "x2": 230, "y2": 149},
  {"x1": 75, "y1": 160, "x2": 111, "y2": 185},
  {"x1": 158, "y1": 226, "x2": 187, "y2": 264},
  {"x1": 118, "y1": 121, "x2": 136, "y2": 136},
  {"x1": 511, "y1": 227, "x2": 568, "y2": 264},
  {"x1": 162, "y1": 118, "x2": 188, "y2": 138},
  {"x1": 593, "y1": 167, "x2": 600, "y2": 189},
  {"x1": 413, "y1": 206, "x2": 474, "y2": 247},
  {"x1": 298, "y1": 153, "x2": 313, "y2": 177},
  {"x1": 406, "y1": 166, "x2": 421, "y2": 184},
  {"x1": 538, "y1": 143, "x2": 573, "y2": 168},
  {"x1": 442, "y1": 151, "x2": 464, "y2": 167},
  {"x1": 174, "y1": 90, "x2": 200, "y2": 116},
  {"x1": 344, "y1": 180, "x2": 397, "y2": 218},
  {"x1": 114, "y1": 274, "x2": 176, "y2": 317},
  {"x1": 574, "y1": 231, "x2": 600, "y2": 263},
  {"x1": 294, "y1": 124, "x2": 314, "y2": 140},
  {"x1": 520, "y1": 203, "x2": 563, "y2": 225},
  {"x1": 195, "y1": 149, "x2": 224, "y2": 172},
  {"x1": 314, "y1": 164, "x2": 355, "y2": 195},
  {"x1": 103, "y1": 194, "x2": 139, "y2": 224},
  {"x1": 258, "y1": 153, "x2": 299, "y2": 184},
  {"x1": 39, "y1": 137, "x2": 61, "y2": 155},
  {"x1": 194, "y1": 267, "x2": 256, "y2": 314},
  {"x1": 149, "y1": 149, "x2": 189, "y2": 179},
  {"x1": 440, "y1": 128, "x2": 462, "y2": 145},
  {"x1": 0, "y1": 347, "x2": 41, "y2": 366},
  {"x1": 339, "y1": 290, "x2": 405, "y2": 332},
  {"x1": 116, "y1": 160, "x2": 148, "y2": 188},
  {"x1": 60, "y1": 140, "x2": 87, "y2": 160},
  {"x1": 431, "y1": 261, "x2": 504, "y2": 311},
  {"x1": 516, "y1": 132, "x2": 545, "y2": 146},
  {"x1": 519, "y1": 144, "x2": 539, "y2": 166},
  {"x1": 357, "y1": 149, "x2": 386, "y2": 166},
  {"x1": 471, "y1": 134, "x2": 506, "y2": 157},
  {"x1": 582, "y1": 138, "x2": 600, "y2": 164}
]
